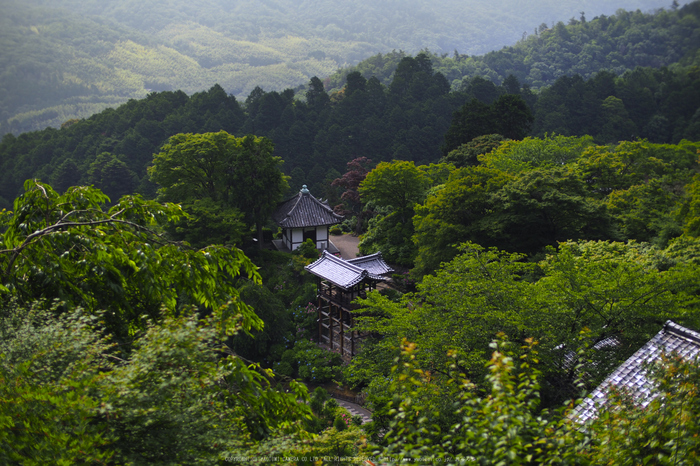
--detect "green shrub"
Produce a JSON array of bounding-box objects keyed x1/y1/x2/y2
[
  {"x1": 310, "y1": 387, "x2": 330, "y2": 414},
  {"x1": 272, "y1": 360, "x2": 293, "y2": 377},
  {"x1": 339, "y1": 218, "x2": 355, "y2": 233},
  {"x1": 294, "y1": 238, "x2": 320, "y2": 259},
  {"x1": 282, "y1": 340, "x2": 343, "y2": 383},
  {"x1": 334, "y1": 414, "x2": 348, "y2": 431},
  {"x1": 329, "y1": 224, "x2": 343, "y2": 235},
  {"x1": 290, "y1": 301, "x2": 318, "y2": 340}
]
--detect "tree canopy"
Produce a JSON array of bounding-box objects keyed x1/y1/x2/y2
[
  {"x1": 0, "y1": 179, "x2": 260, "y2": 341},
  {"x1": 149, "y1": 131, "x2": 288, "y2": 247},
  {"x1": 0, "y1": 180, "x2": 319, "y2": 463},
  {"x1": 350, "y1": 239, "x2": 700, "y2": 415}
]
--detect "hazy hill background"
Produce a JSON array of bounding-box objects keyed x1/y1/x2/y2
[{"x1": 1, "y1": 0, "x2": 691, "y2": 134}]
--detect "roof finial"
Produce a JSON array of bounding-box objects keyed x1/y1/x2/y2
[{"x1": 301, "y1": 185, "x2": 310, "y2": 194}]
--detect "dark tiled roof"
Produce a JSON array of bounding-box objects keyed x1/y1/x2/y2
[
  {"x1": 346, "y1": 252, "x2": 394, "y2": 277},
  {"x1": 272, "y1": 186, "x2": 343, "y2": 228},
  {"x1": 305, "y1": 251, "x2": 393, "y2": 289},
  {"x1": 556, "y1": 335, "x2": 621, "y2": 371},
  {"x1": 572, "y1": 321, "x2": 700, "y2": 423}
]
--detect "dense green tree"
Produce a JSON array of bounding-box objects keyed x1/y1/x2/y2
[
  {"x1": 412, "y1": 165, "x2": 511, "y2": 276},
  {"x1": 351, "y1": 240, "x2": 700, "y2": 422},
  {"x1": 359, "y1": 161, "x2": 452, "y2": 265},
  {"x1": 416, "y1": 138, "x2": 698, "y2": 273},
  {"x1": 680, "y1": 173, "x2": 700, "y2": 238},
  {"x1": 230, "y1": 282, "x2": 294, "y2": 367},
  {"x1": 441, "y1": 134, "x2": 506, "y2": 168},
  {"x1": 607, "y1": 177, "x2": 686, "y2": 244},
  {"x1": 360, "y1": 160, "x2": 428, "y2": 223},
  {"x1": 501, "y1": 74, "x2": 522, "y2": 95},
  {"x1": 2, "y1": 59, "x2": 698, "y2": 212},
  {"x1": 572, "y1": 140, "x2": 699, "y2": 197},
  {"x1": 229, "y1": 134, "x2": 289, "y2": 246},
  {"x1": 168, "y1": 197, "x2": 246, "y2": 248},
  {"x1": 287, "y1": 166, "x2": 307, "y2": 195},
  {"x1": 162, "y1": 123, "x2": 241, "y2": 198},
  {"x1": 597, "y1": 95, "x2": 638, "y2": 143},
  {"x1": 441, "y1": 94, "x2": 532, "y2": 156},
  {"x1": 86, "y1": 152, "x2": 137, "y2": 203},
  {"x1": 0, "y1": 303, "x2": 116, "y2": 464},
  {"x1": 478, "y1": 134, "x2": 596, "y2": 173},
  {"x1": 441, "y1": 98, "x2": 494, "y2": 156},
  {"x1": 459, "y1": 75, "x2": 502, "y2": 103},
  {"x1": 0, "y1": 179, "x2": 260, "y2": 341},
  {"x1": 487, "y1": 167, "x2": 618, "y2": 254},
  {"x1": 492, "y1": 94, "x2": 535, "y2": 139},
  {"x1": 374, "y1": 333, "x2": 700, "y2": 464},
  {"x1": 353, "y1": 244, "x2": 532, "y2": 392},
  {"x1": 0, "y1": 179, "x2": 318, "y2": 463},
  {"x1": 530, "y1": 240, "x2": 699, "y2": 397},
  {"x1": 49, "y1": 158, "x2": 81, "y2": 193},
  {"x1": 0, "y1": 301, "x2": 314, "y2": 464},
  {"x1": 306, "y1": 77, "x2": 331, "y2": 110},
  {"x1": 378, "y1": 337, "x2": 582, "y2": 464},
  {"x1": 359, "y1": 210, "x2": 417, "y2": 265},
  {"x1": 149, "y1": 131, "x2": 288, "y2": 246},
  {"x1": 389, "y1": 54, "x2": 448, "y2": 104},
  {"x1": 344, "y1": 71, "x2": 367, "y2": 97}
]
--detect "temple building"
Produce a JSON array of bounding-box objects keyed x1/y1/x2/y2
[
  {"x1": 272, "y1": 185, "x2": 343, "y2": 253},
  {"x1": 572, "y1": 320, "x2": 700, "y2": 423},
  {"x1": 305, "y1": 251, "x2": 393, "y2": 360}
]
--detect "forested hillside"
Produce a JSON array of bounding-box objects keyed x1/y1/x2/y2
[
  {"x1": 329, "y1": 2, "x2": 700, "y2": 91},
  {"x1": 2, "y1": 44, "x2": 699, "y2": 211},
  {"x1": 1, "y1": 0, "x2": 692, "y2": 134}
]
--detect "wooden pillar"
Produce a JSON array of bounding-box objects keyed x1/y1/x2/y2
[
  {"x1": 329, "y1": 303, "x2": 334, "y2": 350},
  {"x1": 338, "y1": 308, "x2": 345, "y2": 356},
  {"x1": 317, "y1": 293, "x2": 322, "y2": 344}
]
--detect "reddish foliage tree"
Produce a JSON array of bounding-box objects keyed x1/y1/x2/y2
[{"x1": 331, "y1": 157, "x2": 374, "y2": 234}]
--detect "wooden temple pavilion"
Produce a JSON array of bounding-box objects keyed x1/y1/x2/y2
[
  {"x1": 304, "y1": 251, "x2": 393, "y2": 360},
  {"x1": 272, "y1": 185, "x2": 343, "y2": 253}
]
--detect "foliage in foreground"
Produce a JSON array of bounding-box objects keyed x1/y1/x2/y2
[
  {"x1": 0, "y1": 180, "x2": 320, "y2": 464},
  {"x1": 376, "y1": 337, "x2": 700, "y2": 465},
  {"x1": 0, "y1": 179, "x2": 262, "y2": 342},
  {"x1": 0, "y1": 302, "x2": 313, "y2": 465},
  {"x1": 349, "y1": 239, "x2": 700, "y2": 413}
]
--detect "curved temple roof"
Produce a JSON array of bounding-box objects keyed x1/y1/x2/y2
[
  {"x1": 305, "y1": 251, "x2": 394, "y2": 290},
  {"x1": 347, "y1": 252, "x2": 394, "y2": 276},
  {"x1": 572, "y1": 320, "x2": 700, "y2": 423},
  {"x1": 272, "y1": 185, "x2": 343, "y2": 229}
]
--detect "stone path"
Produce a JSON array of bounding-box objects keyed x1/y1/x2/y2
[
  {"x1": 333, "y1": 397, "x2": 373, "y2": 424},
  {"x1": 330, "y1": 234, "x2": 360, "y2": 259}
]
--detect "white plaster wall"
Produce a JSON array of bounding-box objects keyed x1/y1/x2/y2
[
  {"x1": 291, "y1": 228, "x2": 303, "y2": 251},
  {"x1": 292, "y1": 229, "x2": 303, "y2": 243}
]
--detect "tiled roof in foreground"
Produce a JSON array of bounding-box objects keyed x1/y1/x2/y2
[
  {"x1": 572, "y1": 320, "x2": 700, "y2": 423},
  {"x1": 305, "y1": 251, "x2": 393, "y2": 289},
  {"x1": 272, "y1": 185, "x2": 343, "y2": 228}
]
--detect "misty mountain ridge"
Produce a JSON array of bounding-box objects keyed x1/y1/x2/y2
[{"x1": 0, "y1": 0, "x2": 694, "y2": 134}]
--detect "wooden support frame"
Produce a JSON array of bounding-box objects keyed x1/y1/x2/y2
[{"x1": 315, "y1": 277, "x2": 374, "y2": 360}]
